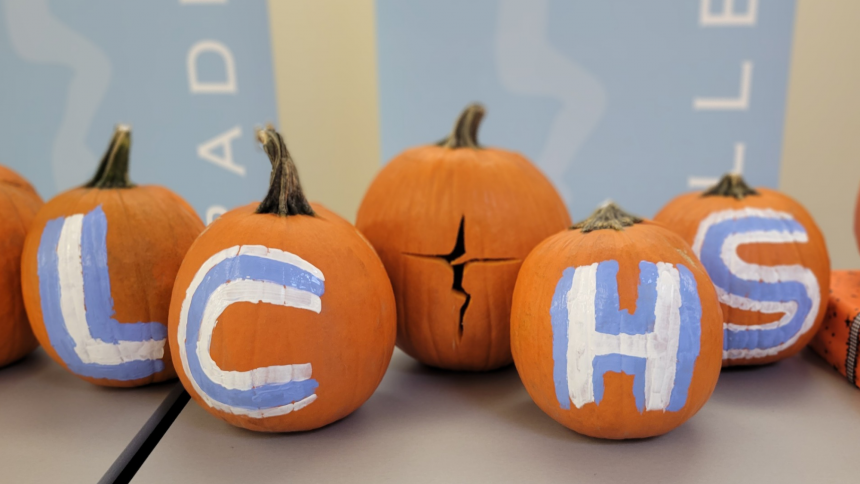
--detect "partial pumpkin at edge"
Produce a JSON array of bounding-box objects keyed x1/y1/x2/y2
[{"x1": 0, "y1": 165, "x2": 43, "y2": 368}]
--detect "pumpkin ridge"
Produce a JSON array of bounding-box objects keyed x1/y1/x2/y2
[
  {"x1": 1, "y1": 178, "x2": 34, "y2": 194},
  {"x1": 114, "y1": 190, "x2": 155, "y2": 327},
  {"x1": 146, "y1": 187, "x2": 191, "y2": 322},
  {"x1": 147, "y1": 186, "x2": 181, "y2": 249}
]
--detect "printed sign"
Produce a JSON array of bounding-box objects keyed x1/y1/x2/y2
[
  {"x1": 0, "y1": 0, "x2": 277, "y2": 222},
  {"x1": 377, "y1": 0, "x2": 797, "y2": 220}
]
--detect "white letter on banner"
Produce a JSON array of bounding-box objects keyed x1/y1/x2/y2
[
  {"x1": 693, "y1": 61, "x2": 753, "y2": 111},
  {"x1": 206, "y1": 205, "x2": 227, "y2": 225},
  {"x1": 700, "y1": 0, "x2": 758, "y2": 27},
  {"x1": 198, "y1": 126, "x2": 245, "y2": 176},
  {"x1": 187, "y1": 40, "x2": 237, "y2": 94}
]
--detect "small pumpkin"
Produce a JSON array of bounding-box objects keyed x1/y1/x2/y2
[
  {"x1": 0, "y1": 166, "x2": 43, "y2": 367},
  {"x1": 511, "y1": 203, "x2": 723, "y2": 439},
  {"x1": 21, "y1": 126, "x2": 204, "y2": 386},
  {"x1": 168, "y1": 128, "x2": 396, "y2": 432},
  {"x1": 654, "y1": 174, "x2": 830, "y2": 366},
  {"x1": 356, "y1": 104, "x2": 571, "y2": 371}
]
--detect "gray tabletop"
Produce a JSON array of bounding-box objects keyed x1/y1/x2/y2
[
  {"x1": 131, "y1": 348, "x2": 859, "y2": 484},
  {"x1": 0, "y1": 348, "x2": 174, "y2": 484}
]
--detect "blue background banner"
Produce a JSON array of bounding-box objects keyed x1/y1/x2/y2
[
  {"x1": 0, "y1": 0, "x2": 277, "y2": 221},
  {"x1": 376, "y1": 0, "x2": 797, "y2": 220}
]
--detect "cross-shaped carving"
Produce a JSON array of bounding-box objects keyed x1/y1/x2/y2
[{"x1": 404, "y1": 217, "x2": 518, "y2": 337}]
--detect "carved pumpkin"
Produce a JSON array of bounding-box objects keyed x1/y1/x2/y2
[
  {"x1": 168, "y1": 128, "x2": 396, "y2": 432},
  {"x1": 654, "y1": 174, "x2": 830, "y2": 366},
  {"x1": 21, "y1": 126, "x2": 204, "y2": 386},
  {"x1": 511, "y1": 203, "x2": 723, "y2": 439},
  {"x1": 356, "y1": 104, "x2": 570, "y2": 371},
  {"x1": 810, "y1": 270, "x2": 860, "y2": 388},
  {"x1": 0, "y1": 166, "x2": 43, "y2": 367}
]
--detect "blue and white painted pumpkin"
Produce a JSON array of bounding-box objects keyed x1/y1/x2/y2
[
  {"x1": 168, "y1": 129, "x2": 396, "y2": 431},
  {"x1": 511, "y1": 203, "x2": 723, "y2": 439},
  {"x1": 655, "y1": 174, "x2": 830, "y2": 366},
  {"x1": 21, "y1": 126, "x2": 204, "y2": 386}
]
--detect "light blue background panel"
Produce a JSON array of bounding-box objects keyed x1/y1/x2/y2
[
  {"x1": 0, "y1": 0, "x2": 277, "y2": 218},
  {"x1": 376, "y1": 0, "x2": 797, "y2": 220}
]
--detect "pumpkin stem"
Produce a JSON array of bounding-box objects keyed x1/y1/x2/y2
[
  {"x1": 85, "y1": 125, "x2": 134, "y2": 189},
  {"x1": 573, "y1": 201, "x2": 642, "y2": 233},
  {"x1": 702, "y1": 173, "x2": 760, "y2": 200},
  {"x1": 255, "y1": 127, "x2": 314, "y2": 217},
  {"x1": 437, "y1": 103, "x2": 485, "y2": 149}
]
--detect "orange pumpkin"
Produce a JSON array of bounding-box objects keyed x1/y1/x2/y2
[
  {"x1": 0, "y1": 166, "x2": 43, "y2": 367},
  {"x1": 356, "y1": 104, "x2": 570, "y2": 371},
  {"x1": 654, "y1": 174, "x2": 830, "y2": 366},
  {"x1": 168, "y1": 128, "x2": 396, "y2": 432},
  {"x1": 810, "y1": 270, "x2": 860, "y2": 388},
  {"x1": 21, "y1": 126, "x2": 204, "y2": 386},
  {"x1": 511, "y1": 203, "x2": 723, "y2": 439}
]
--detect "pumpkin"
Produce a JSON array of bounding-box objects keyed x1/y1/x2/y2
[
  {"x1": 20, "y1": 126, "x2": 204, "y2": 386},
  {"x1": 810, "y1": 270, "x2": 860, "y2": 388},
  {"x1": 511, "y1": 203, "x2": 723, "y2": 439},
  {"x1": 356, "y1": 104, "x2": 570, "y2": 371},
  {"x1": 168, "y1": 128, "x2": 396, "y2": 432},
  {"x1": 654, "y1": 174, "x2": 830, "y2": 366},
  {"x1": 0, "y1": 166, "x2": 43, "y2": 367}
]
